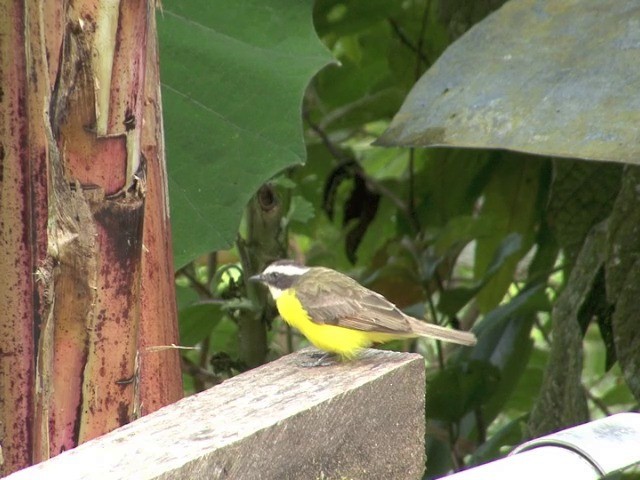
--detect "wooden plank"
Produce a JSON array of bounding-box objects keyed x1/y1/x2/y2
[{"x1": 7, "y1": 349, "x2": 426, "y2": 480}]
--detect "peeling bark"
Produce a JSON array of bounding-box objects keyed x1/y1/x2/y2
[
  {"x1": 0, "y1": 1, "x2": 181, "y2": 475},
  {"x1": 0, "y1": 2, "x2": 35, "y2": 472},
  {"x1": 138, "y1": 11, "x2": 182, "y2": 414}
]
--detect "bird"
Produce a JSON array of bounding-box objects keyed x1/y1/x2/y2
[{"x1": 249, "y1": 260, "x2": 476, "y2": 366}]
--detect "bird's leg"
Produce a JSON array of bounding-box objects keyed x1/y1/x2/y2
[
  {"x1": 298, "y1": 351, "x2": 338, "y2": 368},
  {"x1": 306, "y1": 350, "x2": 329, "y2": 359}
]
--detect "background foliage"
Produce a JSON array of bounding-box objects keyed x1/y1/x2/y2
[{"x1": 159, "y1": 0, "x2": 639, "y2": 477}]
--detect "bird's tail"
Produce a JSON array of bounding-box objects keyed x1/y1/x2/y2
[{"x1": 407, "y1": 317, "x2": 477, "y2": 346}]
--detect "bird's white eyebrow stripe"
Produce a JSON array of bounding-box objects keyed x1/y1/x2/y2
[{"x1": 264, "y1": 264, "x2": 310, "y2": 276}]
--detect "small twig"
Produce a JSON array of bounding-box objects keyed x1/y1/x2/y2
[
  {"x1": 407, "y1": 150, "x2": 420, "y2": 232},
  {"x1": 387, "y1": 18, "x2": 430, "y2": 67},
  {"x1": 474, "y1": 407, "x2": 487, "y2": 444},
  {"x1": 177, "y1": 265, "x2": 214, "y2": 299},
  {"x1": 448, "y1": 421, "x2": 463, "y2": 471},
  {"x1": 583, "y1": 385, "x2": 611, "y2": 416},
  {"x1": 414, "y1": 0, "x2": 432, "y2": 78},
  {"x1": 145, "y1": 344, "x2": 197, "y2": 352},
  {"x1": 534, "y1": 317, "x2": 552, "y2": 346},
  {"x1": 318, "y1": 91, "x2": 393, "y2": 132},
  {"x1": 206, "y1": 252, "x2": 218, "y2": 286},
  {"x1": 405, "y1": 1, "x2": 431, "y2": 233},
  {"x1": 181, "y1": 356, "x2": 223, "y2": 391},
  {"x1": 426, "y1": 295, "x2": 445, "y2": 370}
]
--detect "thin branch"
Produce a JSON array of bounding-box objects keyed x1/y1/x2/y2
[
  {"x1": 405, "y1": 0, "x2": 431, "y2": 232},
  {"x1": 181, "y1": 356, "x2": 223, "y2": 392},
  {"x1": 448, "y1": 421, "x2": 464, "y2": 471},
  {"x1": 474, "y1": 407, "x2": 487, "y2": 444},
  {"x1": 583, "y1": 385, "x2": 611, "y2": 416},
  {"x1": 206, "y1": 252, "x2": 218, "y2": 286},
  {"x1": 407, "y1": 150, "x2": 420, "y2": 232},
  {"x1": 387, "y1": 18, "x2": 430, "y2": 66},
  {"x1": 426, "y1": 295, "x2": 445, "y2": 370},
  {"x1": 414, "y1": 0, "x2": 432, "y2": 78},
  {"x1": 534, "y1": 316, "x2": 552, "y2": 347},
  {"x1": 176, "y1": 265, "x2": 214, "y2": 299}
]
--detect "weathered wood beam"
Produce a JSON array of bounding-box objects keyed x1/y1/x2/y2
[{"x1": 7, "y1": 349, "x2": 426, "y2": 480}]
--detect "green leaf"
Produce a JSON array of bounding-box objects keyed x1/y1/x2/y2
[
  {"x1": 287, "y1": 195, "x2": 316, "y2": 225},
  {"x1": 465, "y1": 290, "x2": 541, "y2": 424},
  {"x1": 175, "y1": 282, "x2": 199, "y2": 312},
  {"x1": 428, "y1": 286, "x2": 543, "y2": 475},
  {"x1": 433, "y1": 215, "x2": 495, "y2": 255},
  {"x1": 416, "y1": 149, "x2": 494, "y2": 228},
  {"x1": 426, "y1": 360, "x2": 501, "y2": 423},
  {"x1": 503, "y1": 348, "x2": 546, "y2": 414},
  {"x1": 209, "y1": 317, "x2": 240, "y2": 358},
  {"x1": 314, "y1": 0, "x2": 404, "y2": 38},
  {"x1": 474, "y1": 154, "x2": 543, "y2": 312},
  {"x1": 158, "y1": 0, "x2": 334, "y2": 267},
  {"x1": 179, "y1": 302, "x2": 223, "y2": 346},
  {"x1": 469, "y1": 415, "x2": 527, "y2": 467},
  {"x1": 377, "y1": 0, "x2": 640, "y2": 164},
  {"x1": 599, "y1": 368, "x2": 635, "y2": 406},
  {"x1": 437, "y1": 232, "x2": 522, "y2": 316}
]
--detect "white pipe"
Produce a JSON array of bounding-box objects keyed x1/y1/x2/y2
[{"x1": 443, "y1": 413, "x2": 640, "y2": 479}]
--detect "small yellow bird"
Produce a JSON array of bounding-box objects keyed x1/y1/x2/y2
[{"x1": 250, "y1": 260, "x2": 476, "y2": 366}]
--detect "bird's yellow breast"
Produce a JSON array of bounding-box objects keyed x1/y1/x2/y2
[{"x1": 276, "y1": 289, "x2": 390, "y2": 359}]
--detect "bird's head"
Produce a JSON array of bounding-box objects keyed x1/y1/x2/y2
[{"x1": 248, "y1": 260, "x2": 310, "y2": 299}]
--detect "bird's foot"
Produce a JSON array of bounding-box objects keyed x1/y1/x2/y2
[{"x1": 298, "y1": 351, "x2": 338, "y2": 368}]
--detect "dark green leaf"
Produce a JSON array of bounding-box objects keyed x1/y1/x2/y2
[
  {"x1": 474, "y1": 154, "x2": 543, "y2": 312},
  {"x1": 503, "y1": 348, "x2": 546, "y2": 414},
  {"x1": 426, "y1": 360, "x2": 501, "y2": 423},
  {"x1": 314, "y1": 0, "x2": 404, "y2": 37},
  {"x1": 416, "y1": 149, "x2": 494, "y2": 228},
  {"x1": 175, "y1": 282, "x2": 199, "y2": 312},
  {"x1": 437, "y1": 232, "x2": 522, "y2": 316},
  {"x1": 433, "y1": 215, "x2": 495, "y2": 255},
  {"x1": 468, "y1": 414, "x2": 527, "y2": 467},
  {"x1": 209, "y1": 317, "x2": 240, "y2": 358},
  {"x1": 463, "y1": 288, "x2": 542, "y2": 422},
  {"x1": 159, "y1": 0, "x2": 333, "y2": 267},
  {"x1": 179, "y1": 303, "x2": 223, "y2": 346}
]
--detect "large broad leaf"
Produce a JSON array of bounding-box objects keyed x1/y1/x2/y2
[
  {"x1": 158, "y1": 1, "x2": 333, "y2": 267},
  {"x1": 376, "y1": 0, "x2": 640, "y2": 164}
]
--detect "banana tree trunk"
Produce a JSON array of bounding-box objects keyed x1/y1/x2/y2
[{"x1": 0, "y1": 1, "x2": 182, "y2": 475}]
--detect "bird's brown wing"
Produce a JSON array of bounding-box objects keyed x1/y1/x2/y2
[{"x1": 294, "y1": 268, "x2": 413, "y2": 334}]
